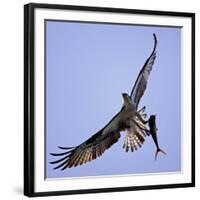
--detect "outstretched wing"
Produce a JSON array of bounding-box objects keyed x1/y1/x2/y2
[
  {"x1": 130, "y1": 33, "x2": 157, "y2": 109},
  {"x1": 50, "y1": 111, "x2": 126, "y2": 170}
]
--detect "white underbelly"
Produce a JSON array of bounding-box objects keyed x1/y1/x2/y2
[{"x1": 103, "y1": 108, "x2": 135, "y2": 134}]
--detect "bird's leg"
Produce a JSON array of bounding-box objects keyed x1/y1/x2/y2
[
  {"x1": 135, "y1": 112, "x2": 148, "y2": 124},
  {"x1": 146, "y1": 130, "x2": 151, "y2": 136},
  {"x1": 133, "y1": 119, "x2": 149, "y2": 133}
]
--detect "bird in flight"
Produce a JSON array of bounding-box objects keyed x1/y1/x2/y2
[{"x1": 50, "y1": 33, "x2": 157, "y2": 170}]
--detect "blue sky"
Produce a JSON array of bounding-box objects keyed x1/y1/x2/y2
[{"x1": 46, "y1": 20, "x2": 181, "y2": 179}]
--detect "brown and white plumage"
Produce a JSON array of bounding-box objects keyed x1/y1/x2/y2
[
  {"x1": 131, "y1": 33, "x2": 157, "y2": 110},
  {"x1": 122, "y1": 34, "x2": 157, "y2": 153},
  {"x1": 50, "y1": 110, "x2": 124, "y2": 170},
  {"x1": 50, "y1": 34, "x2": 157, "y2": 170},
  {"x1": 123, "y1": 106, "x2": 149, "y2": 152}
]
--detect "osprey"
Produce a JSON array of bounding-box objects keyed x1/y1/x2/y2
[{"x1": 50, "y1": 33, "x2": 157, "y2": 170}]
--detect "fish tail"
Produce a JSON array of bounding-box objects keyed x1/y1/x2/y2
[{"x1": 155, "y1": 148, "x2": 166, "y2": 160}]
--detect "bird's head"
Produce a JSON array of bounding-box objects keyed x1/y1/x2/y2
[{"x1": 122, "y1": 93, "x2": 133, "y2": 107}]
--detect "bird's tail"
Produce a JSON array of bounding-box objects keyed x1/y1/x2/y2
[
  {"x1": 123, "y1": 129, "x2": 146, "y2": 152},
  {"x1": 123, "y1": 106, "x2": 148, "y2": 152}
]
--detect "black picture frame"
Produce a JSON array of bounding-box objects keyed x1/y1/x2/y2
[{"x1": 24, "y1": 3, "x2": 195, "y2": 197}]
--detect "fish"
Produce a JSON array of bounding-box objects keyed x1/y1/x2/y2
[{"x1": 148, "y1": 115, "x2": 166, "y2": 160}]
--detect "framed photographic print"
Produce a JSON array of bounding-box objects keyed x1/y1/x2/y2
[{"x1": 24, "y1": 3, "x2": 195, "y2": 197}]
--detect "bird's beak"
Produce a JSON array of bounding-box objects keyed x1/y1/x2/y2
[
  {"x1": 122, "y1": 93, "x2": 126, "y2": 97},
  {"x1": 122, "y1": 93, "x2": 126, "y2": 101}
]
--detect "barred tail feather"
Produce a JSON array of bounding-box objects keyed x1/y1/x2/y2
[{"x1": 123, "y1": 130, "x2": 145, "y2": 152}]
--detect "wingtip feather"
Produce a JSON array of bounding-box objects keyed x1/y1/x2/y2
[{"x1": 58, "y1": 146, "x2": 75, "y2": 150}]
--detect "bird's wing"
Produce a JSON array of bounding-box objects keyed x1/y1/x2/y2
[
  {"x1": 123, "y1": 107, "x2": 148, "y2": 152},
  {"x1": 50, "y1": 110, "x2": 126, "y2": 170},
  {"x1": 130, "y1": 34, "x2": 157, "y2": 109}
]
